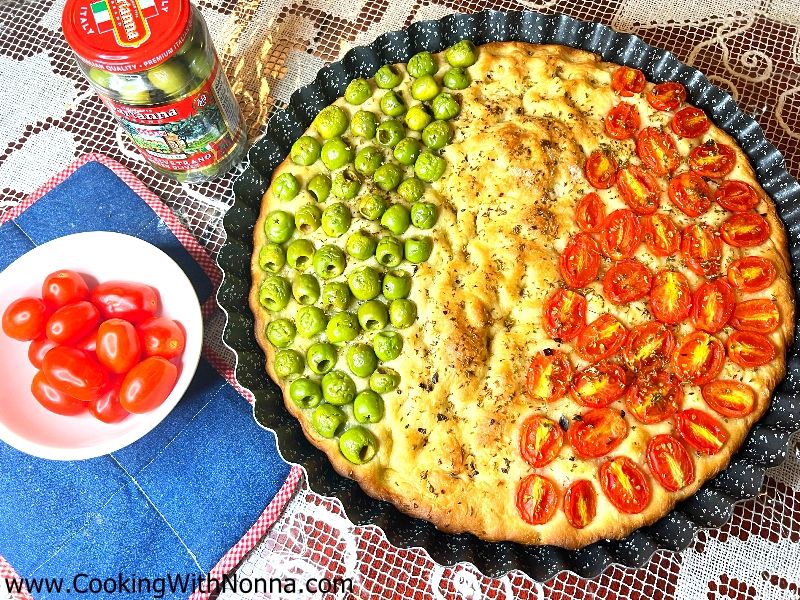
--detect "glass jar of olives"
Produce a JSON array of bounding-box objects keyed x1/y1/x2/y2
[{"x1": 61, "y1": 0, "x2": 246, "y2": 182}]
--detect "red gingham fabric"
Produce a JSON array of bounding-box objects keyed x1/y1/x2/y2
[{"x1": 0, "y1": 556, "x2": 33, "y2": 600}]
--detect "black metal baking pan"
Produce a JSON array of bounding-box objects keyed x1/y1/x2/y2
[{"x1": 216, "y1": 9, "x2": 800, "y2": 580}]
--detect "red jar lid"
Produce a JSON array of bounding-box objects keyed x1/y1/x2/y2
[{"x1": 62, "y1": 0, "x2": 192, "y2": 73}]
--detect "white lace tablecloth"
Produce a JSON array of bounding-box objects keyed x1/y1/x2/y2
[{"x1": 1, "y1": 0, "x2": 799, "y2": 598}]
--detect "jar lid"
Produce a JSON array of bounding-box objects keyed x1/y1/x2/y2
[{"x1": 62, "y1": 0, "x2": 192, "y2": 73}]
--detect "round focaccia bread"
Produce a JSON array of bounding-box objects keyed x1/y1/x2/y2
[{"x1": 250, "y1": 41, "x2": 794, "y2": 548}]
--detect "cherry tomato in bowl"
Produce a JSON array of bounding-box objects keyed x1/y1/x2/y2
[
  {"x1": 2, "y1": 297, "x2": 50, "y2": 341},
  {"x1": 91, "y1": 280, "x2": 159, "y2": 323},
  {"x1": 42, "y1": 269, "x2": 89, "y2": 308},
  {"x1": 96, "y1": 318, "x2": 142, "y2": 374},
  {"x1": 137, "y1": 317, "x2": 186, "y2": 359}
]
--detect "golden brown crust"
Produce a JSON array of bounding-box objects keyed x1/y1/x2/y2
[{"x1": 249, "y1": 41, "x2": 795, "y2": 548}]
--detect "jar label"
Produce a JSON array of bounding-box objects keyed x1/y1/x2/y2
[
  {"x1": 101, "y1": 0, "x2": 151, "y2": 48},
  {"x1": 100, "y1": 64, "x2": 242, "y2": 171}
]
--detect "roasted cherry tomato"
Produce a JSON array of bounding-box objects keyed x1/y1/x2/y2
[
  {"x1": 560, "y1": 233, "x2": 601, "y2": 288},
  {"x1": 636, "y1": 127, "x2": 680, "y2": 176},
  {"x1": 727, "y1": 256, "x2": 776, "y2": 293},
  {"x1": 599, "y1": 456, "x2": 652, "y2": 514},
  {"x1": 41, "y1": 270, "x2": 89, "y2": 309},
  {"x1": 731, "y1": 299, "x2": 780, "y2": 334},
  {"x1": 520, "y1": 415, "x2": 564, "y2": 467},
  {"x1": 45, "y1": 301, "x2": 101, "y2": 346},
  {"x1": 605, "y1": 102, "x2": 641, "y2": 140},
  {"x1": 701, "y1": 379, "x2": 756, "y2": 418},
  {"x1": 28, "y1": 337, "x2": 57, "y2": 369},
  {"x1": 526, "y1": 349, "x2": 573, "y2": 402},
  {"x1": 576, "y1": 192, "x2": 606, "y2": 234},
  {"x1": 563, "y1": 480, "x2": 597, "y2": 529},
  {"x1": 671, "y1": 331, "x2": 725, "y2": 385},
  {"x1": 91, "y1": 281, "x2": 159, "y2": 324},
  {"x1": 691, "y1": 279, "x2": 735, "y2": 333},
  {"x1": 584, "y1": 151, "x2": 618, "y2": 190},
  {"x1": 2, "y1": 297, "x2": 50, "y2": 341},
  {"x1": 714, "y1": 180, "x2": 760, "y2": 212},
  {"x1": 31, "y1": 371, "x2": 86, "y2": 416},
  {"x1": 611, "y1": 66, "x2": 646, "y2": 97},
  {"x1": 646, "y1": 82, "x2": 686, "y2": 111},
  {"x1": 689, "y1": 140, "x2": 736, "y2": 178},
  {"x1": 600, "y1": 209, "x2": 642, "y2": 260},
  {"x1": 726, "y1": 331, "x2": 776, "y2": 367},
  {"x1": 681, "y1": 223, "x2": 722, "y2": 276},
  {"x1": 649, "y1": 270, "x2": 692, "y2": 324},
  {"x1": 569, "y1": 408, "x2": 628, "y2": 458},
  {"x1": 677, "y1": 409, "x2": 729, "y2": 455},
  {"x1": 89, "y1": 379, "x2": 130, "y2": 424},
  {"x1": 671, "y1": 106, "x2": 710, "y2": 138},
  {"x1": 642, "y1": 213, "x2": 680, "y2": 257},
  {"x1": 719, "y1": 213, "x2": 770, "y2": 247},
  {"x1": 603, "y1": 258, "x2": 652, "y2": 304},
  {"x1": 137, "y1": 317, "x2": 186, "y2": 359},
  {"x1": 516, "y1": 474, "x2": 559, "y2": 525},
  {"x1": 96, "y1": 318, "x2": 142, "y2": 374},
  {"x1": 575, "y1": 314, "x2": 628, "y2": 363},
  {"x1": 543, "y1": 289, "x2": 587, "y2": 342},
  {"x1": 569, "y1": 361, "x2": 629, "y2": 408},
  {"x1": 42, "y1": 346, "x2": 108, "y2": 402},
  {"x1": 625, "y1": 369, "x2": 682, "y2": 424},
  {"x1": 624, "y1": 321, "x2": 675, "y2": 371},
  {"x1": 646, "y1": 434, "x2": 695, "y2": 492},
  {"x1": 120, "y1": 356, "x2": 179, "y2": 413},
  {"x1": 668, "y1": 171, "x2": 713, "y2": 217},
  {"x1": 616, "y1": 164, "x2": 661, "y2": 215}
]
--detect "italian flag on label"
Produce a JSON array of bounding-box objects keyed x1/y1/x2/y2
[{"x1": 91, "y1": 0, "x2": 157, "y2": 34}]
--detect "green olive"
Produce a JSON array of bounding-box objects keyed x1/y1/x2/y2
[
  {"x1": 307, "y1": 173, "x2": 331, "y2": 202},
  {"x1": 146, "y1": 61, "x2": 189, "y2": 96},
  {"x1": 184, "y1": 46, "x2": 213, "y2": 80},
  {"x1": 264, "y1": 210, "x2": 295, "y2": 243},
  {"x1": 339, "y1": 426, "x2": 378, "y2": 464},
  {"x1": 414, "y1": 152, "x2": 447, "y2": 182},
  {"x1": 443, "y1": 67, "x2": 470, "y2": 90},
  {"x1": 358, "y1": 193, "x2": 388, "y2": 221},
  {"x1": 346, "y1": 343, "x2": 379, "y2": 378},
  {"x1": 380, "y1": 90, "x2": 406, "y2": 117},
  {"x1": 295, "y1": 203, "x2": 323, "y2": 234},
  {"x1": 273, "y1": 349, "x2": 304, "y2": 379},
  {"x1": 289, "y1": 377, "x2": 323, "y2": 409},
  {"x1": 345, "y1": 78, "x2": 372, "y2": 105},
  {"x1": 265, "y1": 318, "x2": 296, "y2": 348},
  {"x1": 307, "y1": 342, "x2": 338, "y2": 374},
  {"x1": 286, "y1": 238, "x2": 315, "y2": 271},
  {"x1": 397, "y1": 177, "x2": 425, "y2": 202},
  {"x1": 389, "y1": 298, "x2": 418, "y2": 328},
  {"x1": 351, "y1": 110, "x2": 377, "y2": 139},
  {"x1": 321, "y1": 369, "x2": 357, "y2": 405},
  {"x1": 374, "y1": 64, "x2": 402, "y2": 89},
  {"x1": 373, "y1": 163, "x2": 403, "y2": 191},
  {"x1": 393, "y1": 138, "x2": 421, "y2": 166},
  {"x1": 410, "y1": 202, "x2": 438, "y2": 229},
  {"x1": 258, "y1": 243, "x2": 286, "y2": 272},
  {"x1": 382, "y1": 269, "x2": 412, "y2": 300},
  {"x1": 296, "y1": 306, "x2": 328, "y2": 338},
  {"x1": 322, "y1": 281, "x2": 351, "y2": 312},
  {"x1": 331, "y1": 168, "x2": 362, "y2": 200},
  {"x1": 421, "y1": 120, "x2": 452, "y2": 150},
  {"x1": 432, "y1": 92, "x2": 460, "y2": 120},
  {"x1": 405, "y1": 104, "x2": 433, "y2": 131},
  {"x1": 347, "y1": 266, "x2": 382, "y2": 301},
  {"x1": 380, "y1": 204, "x2": 411, "y2": 235},
  {"x1": 411, "y1": 75, "x2": 440, "y2": 102},
  {"x1": 345, "y1": 230, "x2": 378, "y2": 261},
  {"x1": 326, "y1": 312, "x2": 361, "y2": 344},
  {"x1": 354, "y1": 146, "x2": 383, "y2": 177},
  {"x1": 290, "y1": 136, "x2": 322, "y2": 166},
  {"x1": 313, "y1": 105, "x2": 349, "y2": 139},
  {"x1": 353, "y1": 390, "x2": 385, "y2": 424},
  {"x1": 369, "y1": 366, "x2": 400, "y2": 393},
  {"x1": 405, "y1": 236, "x2": 433, "y2": 264},
  {"x1": 446, "y1": 40, "x2": 478, "y2": 68},
  {"x1": 321, "y1": 202, "x2": 352, "y2": 237},
  {"x1": 292, "y1": 273, "x2": 320, "y2": 305},
  {"x1": 321, "y1": 137, "x2": 354, "y2": 170},
  {"x1": 357, "y1": 299, "x2": 389, "y2": 331},
  {"x1": 87, "y1": 67, "x2": 112, "y2": 89},
  {"x1": 313, "y1": 244, "x2": 347, "y2": 279},
  {"x1": 271, "y1": 172, "x2": 300, "y2": 201},
  {"x1": 407, "y1": 51, "x2": 437, "y2": 78},
  {"x1": 375, "y1": 236, "x2": 404, "y2": 268},
  {"x1": 258, "y1": 275, "x2": 291, "y2": 311},
  {"x1": 373, "y1": 330, "x2": 403, "y2": 361},
  {"x1": 108, "y1": 74, "x2": 150, "y2": 104},
  {"x1": 376, "y1": 119, "x2": 405, "y2": 148},
  {"x1": 311, "y1": 403, "x2": 347, "y2": 438}
]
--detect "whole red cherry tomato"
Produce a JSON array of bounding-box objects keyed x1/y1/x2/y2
[
  {"x1": 2, "y1": 297, "x2": 50, "y2": 341},
  {"x1": 31, "y1": 371, "x2": 86, "y2": 416},
  {"x1": 120, "y1": 356, "x2": 179, "y2": 413},
  {"x1": 91, "y1": 281, "x2": 159, "y2": 324},
  {"x1": 28, "y1": 337, "x2": 58, "y2": 369},
  {"x1": 96, "y1": 319, "x2": 142, "y2": 374},
  {"x1": 75, "y1": 329, "x2": 99, "y2": 353},
  {"x1": 42, "y1": 346, "x2": 108, "y2": 402},
  {"x1": 137, "y1": 317, "x2": 186, "y2": 360},
  {"x1": 89, "y1": 379, "x2": 130, "y2": 424},
  {"x1": 41, "y1": 270, "x2": 89, "y2": 309},
  {"x1": 45, "y1": 301, "x2": 100, "y2": 345}
]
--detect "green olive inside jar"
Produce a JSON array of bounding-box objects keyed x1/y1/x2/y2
[{"x1": 62, "y1": 0, "x2": 246, "y2": 182}]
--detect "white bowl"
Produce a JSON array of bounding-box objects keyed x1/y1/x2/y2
[{"x1": 0, "y1": 231, "x2": 203, "y2": 460}]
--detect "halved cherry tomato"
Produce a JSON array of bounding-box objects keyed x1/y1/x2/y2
[
  {"x1": 96, "y1": 318, "x2": 142, "y2": 374},
  {"x1": 526, "y1": 349, "x2": 572, "y2": 402},
  {"x1": 691, "y1": 279, "x2": 735, "y2": 333},
  {"x1": 2, "y1": 297, "x2": 50, "y2": 341},
  {"x1": 45, "y1": 301, "x2": 101, "y2": 346},
  {"x1": 727, "y1": 331, "x2": 776, "y2": 367},
  {"x1": 91, "y1": 281, "x2": 159, "y2": 324},
  {"x1": 624, "y1": 321, "x2": 675, "y2": 370},
  {"x1": 31, "y1": 371, "x2": 86, "y2": 416},
  {"x1": 42, "y1": 346, "x2": 108, "y2": 402},
  {"x1": 599, "y1": 456, "x2": 652, "y2": 514},
  {"x1": 41, "y1": 270, "x2": 89, "y2": 309},
  {"x1": 90, "y1": 378, "x2": 130, "y2": 424},
  {"x1": 605, "y1": 102, "x2": 641, "y2": 140},
  {"x1": 625, "y1": 370, "x2": 682, "y2": 424},
  {"x1": 28, "y1": 337, "x2": 57, "y2": 369},
  {"x1": 727, "y1": 256, "x2": 776, "y2": 293},
  {"x1": 611, "y1": 66, "x2": 646, "y2": 97},
  {"x1": 543, "y1": 289, "x2": 587, "y2": 342},
  {"x1": 642, "y1": 213, "x2": 680, "y2": 257},
  {"x1": 646, "y1": 434, "x2": 695, "y2": 492},
  {"x1": 719, "y1": 213, "x2": 770, "y2": 247},
  {"x1": 689, "y1": 140, "x2": 736, "y2": 178},
  {"x1": 714, "y1": 180, "x2": 760, "y2": 212},
  {"x1": 569, "y1": 361, "x2": 629, "y2": 408},
  {"x1": 516, "y1": 474, "x2": 559, "y2": 525},
  {"x1": 575, "y1": 314, "x2": 628, "y2": 363},
  {"x1": 584, "y1": 151, "x2": 618, "y2": 190},
  {"x1": 520, "y1": 415, "x2": 564, "y2": 467},
  {"x1": 560, "y1": 233, "x2": 601, "y2": 288},
  {"x1": 701, "y1": 379, "x2": 756, "y2": 418},
  {"x1": 600, "y1": 209, "x2": 642, "y2": 260},
  {"x1": 672, "y1": 331, "x2": 725, "y2": 385},
  {"x1": 616, "y1": 165, "x2": 661, "y2": 215},
  {"x1": 120, "y1": 356, "x2": 179, "y2": 413},
  {"x1": 681, "y1": 223, "x2": 722, "y2": 276},
  {"x1": 603, "y1": 258, "x2": 652, "y2": 304},
  {"x1": 668, "y1": 172, "x2": 713, "y2": 217},
  {"x1": 563, "y1": 480, "x2": 597, "y2": 529},
  {"x1": 677, "y1": 409, "x2": 729, "y2": 455},
  {"x1": 731, "y1": 299, "x2": 780, "y2": 333},
  {"x1": 636, "y1": 127, "x2": 680, "y2": 176},
  {"x1": 646, "y1": 82, "x2": 686, "y2": 111},
  {"x1": 671, "y1": 106, "x2": 710, "y2": 138},
  {"x1": 576, "y1": 192, "x2": 606, "y2": 233},
  {"x1": 569, "y1": 408, "x2": 628, "y2": 458},
  {"x1": 649, "y1": 270, "x2": 692, "y2": 324},
  {"x1": 137, "y1": 317, "x2": 186, "y2": 360}
]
